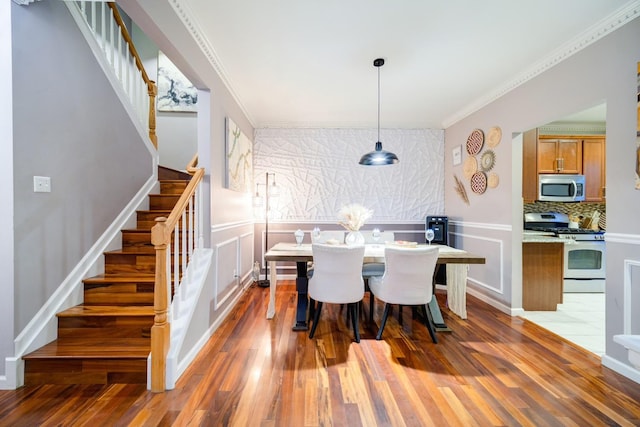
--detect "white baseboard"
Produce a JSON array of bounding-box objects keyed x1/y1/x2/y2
[
  {"x1": 466, "y1": 286, "x2": 513, "y2": 315},
  {"x1": 602, "y1": 355, "x2": 640, "y2": 385}
]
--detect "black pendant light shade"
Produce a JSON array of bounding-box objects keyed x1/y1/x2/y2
[{"x1": 359, "y1": 58, "x2": 399, "y2": 166}]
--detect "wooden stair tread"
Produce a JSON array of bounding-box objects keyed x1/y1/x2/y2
[
  {"x1": 23, "y1": 338, "x2": 150, "y2": 359},
  {"x1": 83, "y1": 274, "x2": 155, "y2": 284},
  {"x1": 104, "y1": 249, "x2": 156, "y2": 255},
  {"x1": 57, "y1": 305, "x2": 154, "y2": 317}
]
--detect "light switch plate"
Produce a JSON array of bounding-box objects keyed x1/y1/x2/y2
[{"x1": 33, "y1": 176, "x2": 51, "y2": 193}]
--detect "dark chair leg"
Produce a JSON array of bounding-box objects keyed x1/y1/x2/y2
[
  {"x1": 398, "y1": 304, "x2": 404, "y2": 326},
  {"x1": 376, "y1": 303, "x2": 392, "y2": 340},
  {"x1": 422, "y1": 304, "x2": 438, "y2": 343},
  {"x1": 308, "y1": 298, "x2": 316, "y2": 323},
  {"x1": 350, "y1": 303, "x2": 360, "y2": 343},
  {"x1": 309, "y1": 302, "x2": 323, "y2": 339},
  {"x1": 369, "y1": 292, "x2": 375, "y2": 324}
]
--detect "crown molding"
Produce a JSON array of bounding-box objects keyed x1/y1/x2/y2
[
  {"x1": 168, "y1": 0, "x2": 256, "y2": 128},
  {"x1": 442, "y1": 0, "x2": 640, "y2": 128}
]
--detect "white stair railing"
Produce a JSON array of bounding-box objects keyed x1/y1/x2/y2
[{"x1": 66, "y1": 1, "x2": 158, "y2": 147}]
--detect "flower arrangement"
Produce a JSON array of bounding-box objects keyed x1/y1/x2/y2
[{"x1": 337, "y1": 203, "x2": 373, "y2": 231}]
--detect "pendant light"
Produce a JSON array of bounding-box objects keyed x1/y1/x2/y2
[{"x1": 359, "y1": 58, "x2": 399, "y2": 166}]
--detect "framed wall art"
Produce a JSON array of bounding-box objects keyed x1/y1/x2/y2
[
  {"x1": 225, "y1": 118, "x2": 253, "y2": 193},
  {"x1": 452, "y1": 145, "x2": 462, "y2": 166},
  {"x1": 157, "y1": 51, "x2": 198, "y2": 112}
]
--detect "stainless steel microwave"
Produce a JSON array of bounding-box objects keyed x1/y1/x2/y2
[{"x1": 538, "y1": 174, "x2": 585, "y2": 202}]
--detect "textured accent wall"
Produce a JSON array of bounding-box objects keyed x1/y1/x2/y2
[{"x1": 254, "y1": 128, "x2": 444, "y2": 222}]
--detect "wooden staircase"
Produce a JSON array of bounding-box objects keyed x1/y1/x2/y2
[{"x1": 22, "y1": 167, "x2": 191, "y2": 385}]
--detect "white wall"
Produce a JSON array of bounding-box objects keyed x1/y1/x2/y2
[
  {"x1": 254, "y1": 128, "x2": 445, "y2": 222},
  {"x1": 444, "y1": 15, "x2": 640, "y2": 380}
]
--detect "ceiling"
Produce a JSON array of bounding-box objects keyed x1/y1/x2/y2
[{"x1": 180, "y1": 0, "x2": 633, "y2": 129}]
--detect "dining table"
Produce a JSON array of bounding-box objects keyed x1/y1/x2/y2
[{"x1": 264, "y1": 242, "x2": 485, "y2": 332}]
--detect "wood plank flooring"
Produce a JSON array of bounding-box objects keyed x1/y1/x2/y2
[{"x1": 1, "y1": 281, "x2": 639, "y2": 426}]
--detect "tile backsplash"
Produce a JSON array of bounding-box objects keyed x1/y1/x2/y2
[{"x1": 524, "y1": 201, "x2": 606, "y2": 230}]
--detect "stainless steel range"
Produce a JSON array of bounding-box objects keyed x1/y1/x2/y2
[{"x1": 524, "y1": 212, "x2": 605, "y2": 293}]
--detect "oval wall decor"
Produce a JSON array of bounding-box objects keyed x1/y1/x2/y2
[{"x1": 466, "y1": 129, "x2": 484, "y2": 155}]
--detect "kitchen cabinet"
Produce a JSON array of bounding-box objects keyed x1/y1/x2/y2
[
  {"x1": 537, "y1": 137, "x2": 582, "y2": 174},
  {"x1": 522, "y1": 129, "x2": 539, "y2": 203},
  {"x1": 522, "y1": 241, "x2": 564, "y2": 311},
  {"x1": 522, "y1": 131, "x2": 606, "y2": 202},
  {"x1": 582, "y1": 137, "x2": 606, "y2": 202}
]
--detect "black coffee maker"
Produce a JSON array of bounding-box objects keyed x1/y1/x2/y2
[{"x1": 426, "y1": 216, "x2": 448, "y2": 284}]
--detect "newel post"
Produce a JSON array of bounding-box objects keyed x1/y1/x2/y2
[
  {"x1": 150, "y1": 216, "x2": 170, "y2": 392},
  {"x1": 148, "y1": 81, "x2": 158, "y2": 149}
]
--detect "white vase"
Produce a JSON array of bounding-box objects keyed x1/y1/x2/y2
[{"x1": 345, "y1": 230, "x2": 365, "y2": 246}]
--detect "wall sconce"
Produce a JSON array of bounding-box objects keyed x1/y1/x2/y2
[{"x1": 254, "y1": 172, "x2": 279, "y2": 287}]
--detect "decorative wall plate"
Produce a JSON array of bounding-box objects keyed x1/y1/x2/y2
[
  {"x1": 466, "y1": 129, "x2": 484, "y2": 155},
  {"x1": 487, "y1": 126, "x2": 502, "y2": 148},
  {"x1": 480, "y1": 150, "x2": 496, "y2": 172},
  {"x1": 470, "y1": 171, "x2": 487, "y2": 194},
  {"x1": 487, "y1": 172, "x2": 499, "y2": 188},
  {"x1": 463, "y1": 156, "x2": 478, "y2": 179}
]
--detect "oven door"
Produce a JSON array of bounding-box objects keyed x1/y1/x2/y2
[{"x1": 563, "y1": 241, "x2": 606, "y2": 292}]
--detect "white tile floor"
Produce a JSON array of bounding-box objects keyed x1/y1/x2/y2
[{"x1": 520, "y1": 293, "x2": 605, "y2": 356}]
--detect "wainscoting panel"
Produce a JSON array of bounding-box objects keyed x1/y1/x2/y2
[
  {"x1": 214, "y1": 237, "x2": 241, "y2": 310},
  {"x1": 239, "y1": 232, "x2": 254, "y2": 284},
  {"x1": 623, "y1": 259, "x2": 640, "y2": 334}
]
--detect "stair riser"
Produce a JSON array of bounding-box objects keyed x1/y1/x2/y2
[
  {"x1": 121, "y1": 231, "x2": 184, "y2": 252},
  {"x1": 160, "y1": 181, "x2": 188, "y2": 194},
  {"x1": 149, "y1": 195, "x2": 181, "y2": 210},
  {"x1": 24, "y1": 359, "x2": 147, "y2": 385},
  {"x1": 84, "y1": 283, "x2": 154, "y2": 305},
  {"x1": 105, "y1": 253, "x2": 183, "y2": 275},
  {"x1": 58, "y1": 317, "x2": 153, "y2": 339}
]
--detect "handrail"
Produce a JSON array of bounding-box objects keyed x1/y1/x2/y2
[
  {"x1": 106, "y1": 3, "x2": 158, "y2": 148},
  {"x1": 186, "y1": 154, "x2": 199, "y2": 175},
  {"x1": 150, "y1": 167, "x2": 204, "y2": 392}
]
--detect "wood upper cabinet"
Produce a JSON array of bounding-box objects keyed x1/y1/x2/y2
[
  {"x1": 537, "y1": 137, "x2": 582, "y2": 174},
  {"x1": 522, "y1": 132, "x2": 606, "y2": 203},
  {"x1": 582, "y1": 137, "x2": 606, "y2": 202},
  {"x1": 522, "y1": 129, "x2": 539, "y2": 203}
]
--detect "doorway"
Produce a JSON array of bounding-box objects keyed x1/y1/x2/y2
[{"x1": 519, "y1": 103, "x2": 607, "y2": 356}]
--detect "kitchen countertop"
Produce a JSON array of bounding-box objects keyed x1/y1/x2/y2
[
  {"x1": 523, "y1": 235, "x2": 567, "y2": 243},
  {"x1": 522, "y1": 230, "x2": 567, "y2": 243}
]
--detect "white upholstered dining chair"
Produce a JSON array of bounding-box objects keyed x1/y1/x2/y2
[
  {"x1": 308, "y1": 243, "x2": 366, "y2": 342},
  {"x1": 368, "y1": 245, "x2": 439, "y2": 342}
]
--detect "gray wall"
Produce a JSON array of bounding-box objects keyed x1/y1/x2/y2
[
  {"x1": 11, "y1": 2, "x2": 152, "y2": 333},
  {"x1": 444, "y1": 16, "x2": 640, "y2": 372},
  {"x1": 132, "y1": 24, "x2": 198, "y2": 172}
]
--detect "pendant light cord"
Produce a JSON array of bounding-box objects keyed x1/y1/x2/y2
[{"x1": 377, "y1": 64, "x2": 381, "y2": 143}]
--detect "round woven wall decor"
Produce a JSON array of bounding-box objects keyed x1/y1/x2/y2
[
  {"x1": 466, "y1": 129, "x2": 484, "y2": 155},
  {"x1": 470, "y1": 171, "x2": 487, "y2": 194},
  {"x1": 463, "y1": 156, "x2": 478, "y2": 180},
  {"x1": 487, "y1": 126, "x2": 502, "y2": 148}
]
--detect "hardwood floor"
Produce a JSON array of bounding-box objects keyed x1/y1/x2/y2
[{"x1": 1, "y1": 281, "x2": 639, "y2": 426}]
